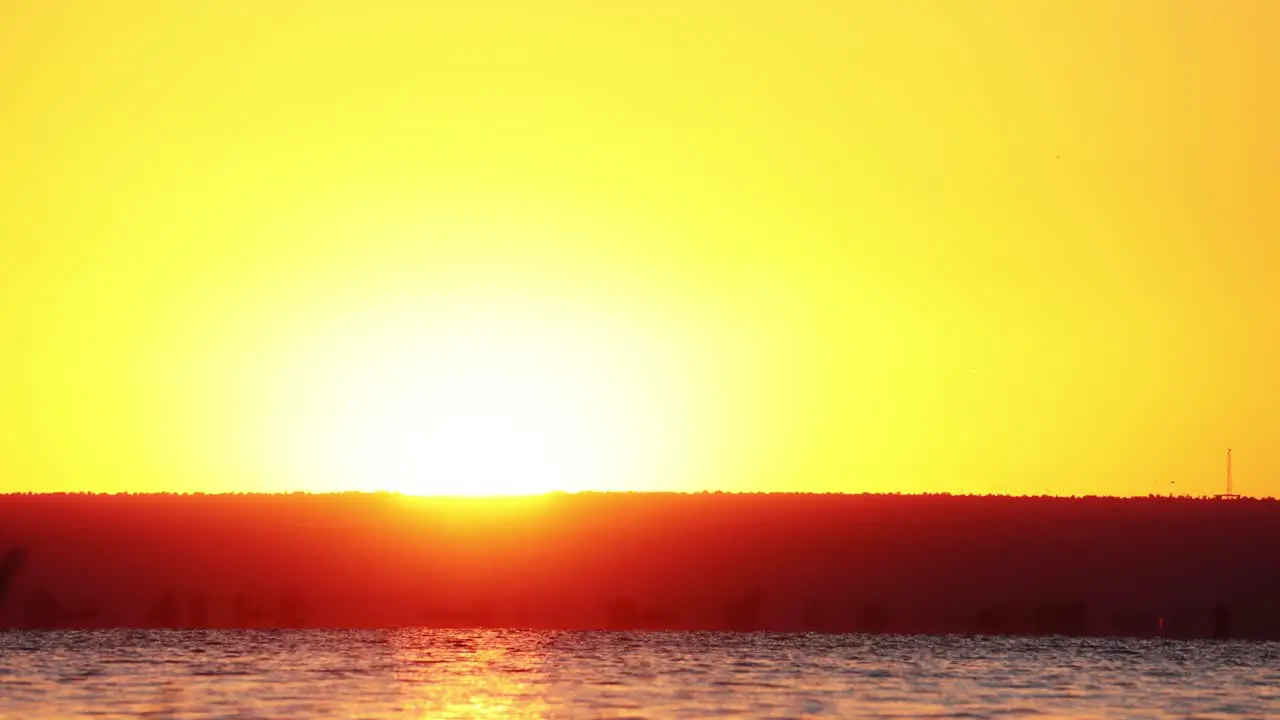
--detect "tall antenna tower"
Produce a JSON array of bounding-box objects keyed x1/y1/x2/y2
[{"x1": 1217, "y1": 448, "x2": 1240, "y2": 499}]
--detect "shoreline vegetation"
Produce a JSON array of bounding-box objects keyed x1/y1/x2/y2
[{"x1": 1, "y1": 492, "x2": 1276, "y2": 639}]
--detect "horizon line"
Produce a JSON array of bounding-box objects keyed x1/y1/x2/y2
[{"x1": 0, "y1": 490, "x2": 1274, "y2": 501}]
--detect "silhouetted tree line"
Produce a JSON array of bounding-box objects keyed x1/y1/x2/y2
[{"x1": 0, "y1": 492, "x2": 1276, "y2": 638}]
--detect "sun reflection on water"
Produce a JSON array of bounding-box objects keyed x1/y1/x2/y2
[{"x1": 390, "y1": 629, "x2": 552, "y2": 719}]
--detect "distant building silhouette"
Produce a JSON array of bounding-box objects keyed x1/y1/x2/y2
[
  {"x1": 146, "y1": 593, "x2": 180, "y2": 628},
  {"x1": 24, "y1": 587, "x2": 67, "y2": 629},
  {"x1": 1034, "y1": 600, "x2": 1089, "y2": 636},
  {"x1": 0, "y1": 546, "x2": 26, "y2": 603},
  {"x1": 607, "y1": 597, "x2": 640, "y2": 629},
  {"x1": 1213, "y1": 601, "x2": 1234, "y2": 640},
  {"x1": 188, "y1": 596, "x2": 209, "y2": 628},
  {"x1": 722, "y1": 589, "x2": 763, "y2": 631},
  {"x1": 976, "y1": 604, "x2": 1019, "y2": 636},
  {"x1": 859, "y1": 603, "x2": 889, "y2": 634}
]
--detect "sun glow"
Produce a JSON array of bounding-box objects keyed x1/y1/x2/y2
[{"x1": 269, "y1": 299, "x2": 682, "y2": 496}]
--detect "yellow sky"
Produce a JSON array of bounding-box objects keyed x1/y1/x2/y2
[{"x1": 2, "y1": 1, "x2": 1277, "y2": 496}]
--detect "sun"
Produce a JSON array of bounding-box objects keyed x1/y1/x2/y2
[
  {"x1": 268, "y1": 299, "x2": 679, "y2": 496},
  {"x1": 325, "y1": 346, "x2": 610, "y2": 496}
]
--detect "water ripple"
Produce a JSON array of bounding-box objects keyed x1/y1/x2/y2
[{"x1": 0, "y1": 630, "x2": 1277, "y2": 718}]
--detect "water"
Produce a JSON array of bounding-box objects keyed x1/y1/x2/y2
[{"x1": 0, "y1": 630, "x2": 1276, "y2": 719}]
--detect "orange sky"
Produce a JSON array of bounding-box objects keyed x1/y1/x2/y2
[{"x1": 2, "y1": 1, "x2": 1277, "y2": 496}]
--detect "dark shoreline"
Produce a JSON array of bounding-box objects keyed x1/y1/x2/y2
[{"x1": 2, "y1": 492, "x2": 1277, "y2": 639}]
